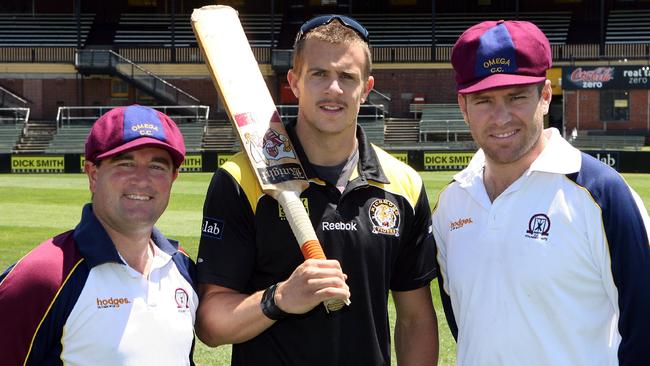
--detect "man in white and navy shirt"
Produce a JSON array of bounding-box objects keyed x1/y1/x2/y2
[
  {"x1": 432, "y1": 20, "x2": 650, "y2": 365},
  {"x1": 0, "y1": 105, "x2": 198, "y2": 365}
]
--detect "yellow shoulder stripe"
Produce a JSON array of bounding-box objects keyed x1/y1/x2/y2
[
  {"x1": 221, "y1": 152, "x2": 265, "y2": 214},
  {"x1": 368, "y1": 146, "x2": 423, "y2": 212}
]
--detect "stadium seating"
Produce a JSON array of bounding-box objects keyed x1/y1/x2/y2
[
  {"x1": 45, "y1": 121, "x2": 205, "y2": 154},
  {"x1": 202, "y1": 119, "x2": 236, "y2": 152},
  {"x1": 178, "y1": 122, "x2": 205, "y2": 153},
  {"x1": 45, "y1": 125, "x2": 91, "y2": 154},
  {"x1": 13, "y1": 121, "x2": 56, "y2": 153},
  {"x1": 606, "y1": 9, "x2": 650, "y2": 44},
  {"x1": 383, "y1": 118, "x2": 420, "y2": 145},
  {"x1": 0, "y1": 122, "x2": 22, "y2": 153},
  {"x1": 353, "y1": 11, "x2": 570, "y2": 47},
  {"x1": 435, "y1": 12, "x2": 570, "y2": 46},
  {"x1": 114, "y1": 13, "x2": 281, "y2": 47},
  {"x1": 353, "y1": 13, "x2": 433, "y2": 47},
  {"x1": 569, "y1": 133, "x2": 645, "y2": 151},
  {"x1": 47, "y1": 105, "x2": 208, "y2": 154},
  {"x1": 418, "y1": 104, "x2": 471, "y2": 143},
  {"x1": 418, "y1": 104, "x2": 476, "y2": 150},
  {"x1": 358, "y1": 119, "x2": 385, "y2": 145},
  {"x1": 0, "y1": 13, "x2": 93, "y2": 46}
]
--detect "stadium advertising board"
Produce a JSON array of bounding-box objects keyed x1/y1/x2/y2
[
  {"x1": 586, "y1": 151, "x2": 620, "y2": 171},
  {"x1": 181, "y1": 154, "x2": 202, "y2": 172},
  {"x1": 390, "y1": 152, "x2": 408, "y2": 165},
  {"x1": 2, "y1": 151, "x2": 650, "y2": 173},
  {"x1": 424, "y1": 152, "x2": 474, "y2": 171},
  {"x1": 77, "y1": 155, "x2": 203, "y2": 172},
  {"x1": 563, "y1": 66, "x2": 650, "y2": 89},
  {"x1": 12, "y1": 156, "x2": 65, "y2": 173},
  {"x1": 217, "y1": 154, "x2": 234, "y2": 167}
]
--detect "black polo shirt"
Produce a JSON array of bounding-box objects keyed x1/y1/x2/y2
[{"x1": 197, "y1": 120, "x2": 437, "y2": 366}]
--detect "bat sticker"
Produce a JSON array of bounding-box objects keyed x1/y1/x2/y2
[
  {"x1": 258, "y1": 163, "x2": 307, "y2": 185},
  {"x1": 234, "y1": 112, "x2": 254, "y2": 127},
  {"x1": 244, "y1": 129, "x2": 297, "y2": 165},
  {"x1": 262, "y1": 129, "x2": 296, "y2": 161}
]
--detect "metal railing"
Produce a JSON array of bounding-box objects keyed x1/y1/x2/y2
[
  {"x1": 2, "y1": 44, "x2": 650, "y2": 64},
  {"x1": 0, "y1": 107, "x2": 30, "y2": 125},
  {"x1": 55, "y1": 105, "x2": 209, "y2": 129},
  {"x1": 75, "y1": 49, "x2": 201, "y2": 106},
  {"x1": 0, "y1": 86, "x2": 30, "y2": 109}
]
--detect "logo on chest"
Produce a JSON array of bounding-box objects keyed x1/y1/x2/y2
[
  {"x1": 450, "y1": 217, "x2": 473, "y2": 231},
  {"x1": 96, "y1": 296, "x2": 131, "y2": 309},
  {"x1": 322, "y1": 220, "x2": 358, "y2": 231},
  {"x1": 368, "y1": 199, "x2": 400, "y2": 237},
  {"x1": 525, "y1": 213, "x2": 551, "y2": 240},
  {"x1": 175, "y1": 288, "x2": 191, "y2": 312}
]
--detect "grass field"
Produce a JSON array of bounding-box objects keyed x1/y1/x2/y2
[{"x1": 1, "y1": 171, "x2": 649, "y2": 365}]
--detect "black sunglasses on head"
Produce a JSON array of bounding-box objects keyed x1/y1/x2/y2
[{"x1": 294, "y1": 14, "x2": 370, "y2": 45}]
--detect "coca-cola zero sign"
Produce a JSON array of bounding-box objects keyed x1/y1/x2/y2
[{"x1": 562, "y1": 66, "x2": 650, "y2": 89}]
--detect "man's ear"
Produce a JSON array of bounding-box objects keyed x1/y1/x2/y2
[
  {"x1": 540, "y1": 80, "x2": 553, "y2": 115},
  {"x1": 457, "y1": 94, "x2": 469, "y2": 125},
  {"x1": 360, "y1": 76, "x2": 375, "y2": 104},
  {"x1": 287, "y1": 69, "x2": 300, "y2": 99},
  {"x1": 85, "y1": 160, "x2": 98, "y2": 194}
]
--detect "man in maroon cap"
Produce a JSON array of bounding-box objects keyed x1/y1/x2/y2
[
  {"x1": 0, "y1": 105, "x2": 198, "y2": 365},
  {"x1": 431, "y1": 20, "x2": 650, "y2": 365}
]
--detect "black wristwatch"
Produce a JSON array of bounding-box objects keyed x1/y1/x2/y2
[{"x1": 261, "y1": 283, "x2": 290, "y2": 320}]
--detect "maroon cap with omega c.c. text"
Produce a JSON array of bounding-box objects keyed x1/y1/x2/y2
[
  {"x1": 451, "y1": 20, "x2": 552, "y2": 94},
  {"x1": 84, "y1": 105, "x2": 186, "y2": 168}
]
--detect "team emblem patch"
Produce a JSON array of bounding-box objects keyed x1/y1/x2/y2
[
  {"x1": 525, "y1": 213, "x2": 550, "y2": 240},
  {"x1": 369, "y1": 199, "x2": 400, "y2": 237},
  {"x1": 175, "y1": 288, "x2": 190, "y2": 310}
]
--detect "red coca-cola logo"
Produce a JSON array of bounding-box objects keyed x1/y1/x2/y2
[{"x1": 570, "y1": 67, "x2": 614, "y2": 83}]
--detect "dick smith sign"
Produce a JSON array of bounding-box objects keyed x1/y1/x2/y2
[{"x1": 563, "y1": 66, "x2": 650, "y2": 89}]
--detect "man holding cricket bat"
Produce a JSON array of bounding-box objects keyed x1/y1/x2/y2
[{"x1": 196, "y1": 15, "x2": 438, "y2": 366}]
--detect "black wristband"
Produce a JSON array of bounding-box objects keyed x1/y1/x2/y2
[{"x1": 261, "y1": 283, "x2": 290, "y2": 320}]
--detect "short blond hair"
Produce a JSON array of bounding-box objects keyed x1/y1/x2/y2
[{"x1": 291, "y1": 20, "x2": 372, "y2": 80}]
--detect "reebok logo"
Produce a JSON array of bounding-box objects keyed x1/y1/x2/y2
[
  {"x1": 322, "y1": 221, "x2": 358, "y2": 231},
  {"x1": 96, "y1": 297, "x2": 131, "y2": 309},
  {"x1": 450, "y1": 217, "x2": 473, "y2": 231}
]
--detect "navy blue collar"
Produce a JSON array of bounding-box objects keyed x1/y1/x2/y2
[{"x1": 73, "y1": 203, "x2": 179, "y2": 268}]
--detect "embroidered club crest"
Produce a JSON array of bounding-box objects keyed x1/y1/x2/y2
[
  {"x1": 525, "y1": 213, "x2": 551, "y2": 240},
  {"x1": 369, "y1": 199, "x2": 400, "y2": 237},
  {"x1": 175, "y1": 288, "x2": 190, "y2": 309}
]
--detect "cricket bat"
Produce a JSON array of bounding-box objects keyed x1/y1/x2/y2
[{"x1": 192, "y1": 5, "x2": 348, "y2": 312}]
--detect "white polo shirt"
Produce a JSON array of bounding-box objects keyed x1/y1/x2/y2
[
  {"x1": 61, "y1": 243, "x2": 198, "y2": 365},
  {"x1": 432, "y1": 128, "x2": 650, "y2": 366}
]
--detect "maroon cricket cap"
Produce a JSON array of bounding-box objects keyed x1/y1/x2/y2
[
  {"x1": 451, "y1": 20, "x2": 552, "y2": 94},
  {"x1": 85, "y1": 105, "x2": 185, "y2": 168}
]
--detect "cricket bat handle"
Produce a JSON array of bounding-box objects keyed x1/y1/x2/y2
[{"x1": 277, "y1": 190, "x2": 350, "y2": 312}]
